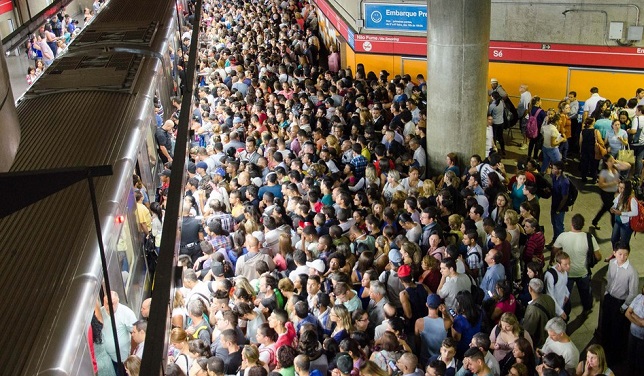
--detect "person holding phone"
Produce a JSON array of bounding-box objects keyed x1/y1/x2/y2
[{"x1": 440, "y1": 291, "x2": 482, "y2": 359}]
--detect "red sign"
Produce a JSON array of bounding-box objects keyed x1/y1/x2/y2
[
  {"x1": 0, "y1": 0, "x2": 13, "y2": 15},
  {"x1": 354, "y1": 34, "x2": 426, "y2": 55},
  {"x1": 312, "y1": 0, "x2": 644, "y2": 70}
]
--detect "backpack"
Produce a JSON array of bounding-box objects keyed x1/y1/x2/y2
[
  {"x1": 545, "y1": 268, "x2": 559, "y2": 294},
  {"x1": 629, "y1": 200, "x2": 644, "y2": 233},
  {"x1": 564, "y1": 176, "x2": 578, "y2": 209},
  {"x1": 526, "y1": 109, "x2": 543, "y2": 139},
  {"x1": 584, "y1": 232, "x2": 597, "y2": 274},
  {"x1": 467, "y1": 273, "x2": 485, "y2": 305},
  {"x1": 503, "y1": 97, "x2": 519, "y2": 129}
]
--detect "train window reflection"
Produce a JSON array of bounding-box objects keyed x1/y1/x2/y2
[{"x1": 116, "y1": 216, "x2": 135, "y2": 292}]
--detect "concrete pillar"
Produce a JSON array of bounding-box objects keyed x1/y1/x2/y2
[
  {"x1": 426, "y1": 0, "x2": 490, "y2": 176},
  {"x1": 0, "y1": 44, "x2": 20, "y2": 172}
]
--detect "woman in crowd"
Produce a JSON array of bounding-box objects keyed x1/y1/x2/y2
[
  {"x1": 610, "y1": 179, "x2": 638, "y2": 251},
  {"x1": 592, "y1": 154, "x2": 627, "y2": 230},
  {"x1": 490, "y1": 313, "x2": 533, "y2": 364},
  {"x1": 491, "y1": 192, "x2": 511, "y2": 227},
  {"x1": 169, "y1": 328, "x2": 193, "y2": 375},
  {"x1": 490, "y1": 280, "x2": 517, "y2": 323},
  {"x1": 488, "y1": 91, "x2": 506, "y2": 155},
  {"x1": 511, "y1": 337, "x2": 536, "y2": 376},
  {"x1": 579, "y1": 118, "x2": 601, "y2": 184},
  {"x1": 504, "y1": 210, "x2": 522, "y2": 250},
  {"x1": 124, "y1": 355, "x2": 141, "y2": 376},
  {"x1": 330, "y1": 304, "x2": 353, "y2": 344},
  {"x1": 575, "y1": 344, "x2": 613, "y2": 376},
  {"x1": 605, "y1": 119, "x2": 628, "y2": 158},
  {"x1": 509, "y1": 171, "x2": 528, "y2": 211},
  {"x1": 444, "y1": 291, "x2": 482, "y2": 359},
  {"x1": 369, "y1": 331, "x2": 403, "y2": 371}
]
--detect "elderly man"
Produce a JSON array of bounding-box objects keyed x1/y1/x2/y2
[
  {"x1": 100, "y1": 291, "x2": 137, "y2": 374},
  {"x1": 538, "y1": 317, "x2": 579, "y2": 374},
  {"x1": 522, "y1": 278, "x2": 556, "y2": 349}
]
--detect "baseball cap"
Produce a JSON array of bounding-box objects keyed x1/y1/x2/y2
[
  {"x1": 336, "y1": 353, "x2": 354, "y2": 374},
  {"x1": 187, "y1": 161, "x2": 196, "y2": 174},
  {"x1": 214, "y1": 167, "x2": 226, "y2": 177},
  {"x1": 159, "y1": 169, "x2": 171, "y2": 177},
  {"x1": 196, "y1": 161, "x2": 208, "y2": 170},
  {"x1": 490, "y1": 78, "x2": 498, "y2": 83},
  {"x1": 397, "y1": 264, "x2": 411, "y2": 278},
  {"x1": 388, "y1": 248, "x2": 403, "y2": 266},
  {"x1": 211, "y1": 261, "x2": 224, "y2": 277},
  {"x1": 426, "y1": 294, "x2": 442, "y2": 309},
  {"x1": 306, "y1": 259, "x2": 326, "y2": 274}
]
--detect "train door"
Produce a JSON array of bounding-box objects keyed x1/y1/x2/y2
[
  {"x1": 401, "y1": 57, "x2": 427, "y2": 84},
  {"x1": 566, "y1": 68, "x2": 644, "y2": 105}
]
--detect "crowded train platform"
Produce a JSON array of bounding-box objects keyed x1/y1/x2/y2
[{"x1": 10, "y1": 0, "x2": 644, "y2": 376}]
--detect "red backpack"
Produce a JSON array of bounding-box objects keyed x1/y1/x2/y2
[
  {"x1": 629, "y1": 200, "x2": 644, "y2": 233},
  {"x1": 526, "y1": 108, "x2": 542, "y2": 139}
]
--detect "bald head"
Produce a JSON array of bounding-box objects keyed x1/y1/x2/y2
[{"x1": 141, "y1": 298, "x2": 151, "y2": 318}]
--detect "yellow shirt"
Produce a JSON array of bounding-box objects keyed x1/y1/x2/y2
[{"x1": 135, "y1": 202, "x2": 152, "y2": 233}]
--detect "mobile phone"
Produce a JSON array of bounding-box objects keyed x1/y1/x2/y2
[
  {"x1": 448, "y1": 308, "x2": 457, "y2": 318},
  {"x1": 487, "y1": 290, "x2": 494, "y2": 298},
  {"x1": 387, "y1": 360, "x2": 399, "y2": 372}
]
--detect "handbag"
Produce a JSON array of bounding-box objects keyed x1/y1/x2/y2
[
  {"x1": 618, "y1": 144, "x2": 635, "y2": 164},
  {"x1": 594, "y1": 139, "x2": 607, "y2": 160}
]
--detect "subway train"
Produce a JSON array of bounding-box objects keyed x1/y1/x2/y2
[{"x1": 0, "y1": 0, "x2": 184, "y2": 374}]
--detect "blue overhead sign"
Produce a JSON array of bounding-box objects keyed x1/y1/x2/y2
[{"x1": 364, "y1": 3, "x2": 427, "y2": 32}]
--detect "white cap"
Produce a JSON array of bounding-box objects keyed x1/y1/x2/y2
[
  {"x1": 490, "y1": 78, "x2": 498, "y2": 83},
  {"x1": 306, "y1": 259, "x2": 326, "y2": 274}
]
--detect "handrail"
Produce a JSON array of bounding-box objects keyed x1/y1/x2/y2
[{"x1": 139, "y1": 0, "x2": 203, "y2": 373}]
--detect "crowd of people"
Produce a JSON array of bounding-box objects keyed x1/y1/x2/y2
[
  {"x1": 25, "y1": 3, "x2": 96, "y2": 83},
  {"x1": 74, "y1": 0, "x2": 644, "y2": 375}
]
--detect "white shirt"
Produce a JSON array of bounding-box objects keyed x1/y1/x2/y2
[
  {"x1": 544, "y1": 267, "x2": 569, "y2": 316},
  {"x1": 583, "y1": 93, "x2": 605, "y2": 114}
]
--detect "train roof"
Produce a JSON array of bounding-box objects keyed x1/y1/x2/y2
[
  {"x1": 0, "y1": 181, "x2": 102, "y2": 374},
  {"x1": 12, "y1": 52, "x2": 155, "y2": 172}
]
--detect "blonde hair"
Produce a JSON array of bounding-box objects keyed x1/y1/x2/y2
[
  {"x1": 170, "y1": 327, "x2": 189, "y2": 344},
  {"x1": 173, "y1": 291, "x2": 185, "y2": 309},
  {"x1": 586, "y1": 344, "x2": 609, "y2": 374},
  {"x1": 278, "y1": 278, "x2": 295, "y2": 293},
  {"x1": 365, "y1": 165, "x2": 378, "y2": 184},
  {"x1": 504, "y1": 209, "x2": 520, "y2": 225},
  {"x1": 124, "y1": 355, "x2": 141, "y2": 376},
  {"x1": 375, "y1": 235, "x2": 390, "y2": 254},
  {"x1": 234, "y1": 276, "x2": 256, "y2": 298},
  {"x1": 332, "y1": 304, "x2": 354, "y2": 332},
  {"x1": 359, "y1": 360, "x2": 389, "y2": 376},
  {"x1": 448, "y1": 214, "x2": 464, "y2": 231},
  {"x1": 242, "y1": 344, "x2": 265, "y2": 366},
  {"x1": 421, "y1": 179, "x2": 436, "y2": 197},
  {"x1": 500, "y1": 312, "x2": 521, "y2": 336},
  {"x1": 326, "y1": 135, "x2": 340, "y2": 154}
]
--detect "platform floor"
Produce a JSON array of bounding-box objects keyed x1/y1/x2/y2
[{"x1": 502, "y1": 130, "x2": 644, "y2": 374}]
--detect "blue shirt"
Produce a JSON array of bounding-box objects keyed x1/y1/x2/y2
[
  {"x1": 594, "y1": 118, "x2": 612, "y2": 138},
  {"x1": 258, "y1": 183, "x2": 283, "y2": 200},
  {"x1": 551, "y1": 174, "x2": 570, "y2": 210},
  {"x1": 481, "y1": 264, "x2": 505, "y2": 300}
]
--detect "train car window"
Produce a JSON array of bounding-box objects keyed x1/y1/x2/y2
[{"x1": 116, "y1": 216, "x2": 135, "y2": 292}]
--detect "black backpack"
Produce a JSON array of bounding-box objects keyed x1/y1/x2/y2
[
  {"x1": 503, "y1": 97, "x2": 519, "y2": 129},
  {"x1": 545, "y1": 268, "x2": 559, "y2": 294},
  {"x1": 565, "y1": 176, "x2": 579, "y2": 209},
  {"x1": 467, "y1": 273, "x2": 485, "y2": 305}
]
